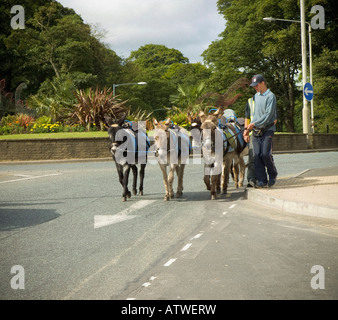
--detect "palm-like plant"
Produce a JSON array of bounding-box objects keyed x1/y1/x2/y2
[
  {"x1": 169, "y1": 82, "x2": 206, "y2": 112},
  {"x1": 72, "y1": 87, "x2": 127, "y2": 131}
]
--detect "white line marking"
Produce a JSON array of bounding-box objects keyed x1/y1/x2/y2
[
  {"x1": 163, "y1": 258, "x2": 176, "y2": 267},
  {"x1": 223, "y1": 211, "x2": 227, "y2": 215},
  {"x1": 191, "y1": 233, "x2": 202, "y2": 240},
  {"x1": 181, "y1": 243, "x2": 192, "y2": 251},
  {"x1": 229, "y1": 204, "x2": 237, "y2": 209},
  {"x1": 0, "y1": 173, "x2": 63, "y2": 184},
  {"x1": 142, "y1": 282, "x2": 151, "y2": 287},
  {"x1": 94, "y1": 200, "x2": 156, "y2": 229}
]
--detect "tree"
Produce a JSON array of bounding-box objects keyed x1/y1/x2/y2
[
  {"x1": 3, "y1": 1, "x2": 122, "y2": 95},
  {"x1": 128, "y1": 44, "x2": 189, "y2": 72},
  {"x1": 311, "y1": 48, "x2": 338, "y2": 133},
  {"x1": 203, "y1": 0, "x2": 337, "y2": 132}
]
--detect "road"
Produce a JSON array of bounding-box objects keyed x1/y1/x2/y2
[{"x1": 0, "y1": 151, "x2": 338, "y2": 300}]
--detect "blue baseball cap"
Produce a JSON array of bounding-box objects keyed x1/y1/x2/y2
[{"x1": 250, "y1": 74, "x2": 265, "y2": 87}]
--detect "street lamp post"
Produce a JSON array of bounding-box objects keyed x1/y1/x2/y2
[
  {"x1": 112, "y1": 82, "x2": 147, "y2": 96},
  {"x1": 263, "y1": 11, "x2": 314, "y2": 134}
]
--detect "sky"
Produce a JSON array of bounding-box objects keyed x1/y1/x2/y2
[{"x1": 57, "y1": 0, "x2": 225, "y2": 63}]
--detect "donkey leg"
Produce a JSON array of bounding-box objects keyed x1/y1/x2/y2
[
  {"x1": 176, "y1": 164, "x2": 185, "y2": 197},
  {"x1": 232, "y1": 160, "x2": 240, "y2": 188},
  {"x1": 138, "y1": 164, "x2": 146, "y2": 196},
  {"x1": 210, "y1": 174, "x2": 219, "y2": 200},
  {"x1": 122, "y1": 165, "x2": 131, "y2": 201},
  {"x1": 160, "y1": 164, "x2": 170, "y2": 201},
  {"x1": 131, "y1": 165, "x2": 138, "y2": 195},
  {"x1": 168, "y1": 164, "x2": 176, "y2": 199},
  {"x1": 203, "y1": 164, "x2": 211, "y2": 190},
  {"x1": 116, "y1": 163, "x2": 124, "y2": 187},
  {"x1": 238, "y1": 156, "x2": 246, "y2": 187},
  {"x1": 221, "y1": 157, "x2": 231, "y2": 194}
]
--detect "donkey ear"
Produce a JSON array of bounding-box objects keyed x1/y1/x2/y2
[
  {"x1": 199, "y1": 111, "x2": 206, "y2": 122},
  {"x1": 153, "y1": 118, "x2": 158, "y2": 126},
  {"x1": 118, "y1": 114, "x2": 126, "y2": 126},
  {"x1": 213, "y1": 106, "x2": 223, "y2": 118},
  {"x1": 165, "y1": 118, "x2": 171, "y2": 125}
]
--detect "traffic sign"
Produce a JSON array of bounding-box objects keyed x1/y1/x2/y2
[{"x1": 304, "y1": 82, "x2": 314, "y2": 101}]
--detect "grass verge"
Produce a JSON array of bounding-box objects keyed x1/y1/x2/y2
[{"x1": 0, "y1": 131, "x2": 109, "y2": 140}]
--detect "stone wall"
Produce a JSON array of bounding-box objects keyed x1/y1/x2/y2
[{"x1": 0, "y1": 134, "x2": 337, "y2": 161}]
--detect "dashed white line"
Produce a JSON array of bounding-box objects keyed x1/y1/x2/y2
[
  {"x1": 163, "y1": 258, "x2": 176, "y2": 267},
  {"x1": 229, "y1": 204, "x2": 237, "y2": 209},
  {"x1": 180, "y1": 243, "x2": 192, "y2": 251},
  {"x1": 191, "y1": 233, "x2": 203, "y2": 240}
]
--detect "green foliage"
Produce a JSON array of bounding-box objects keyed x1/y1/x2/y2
[
  {"x1": 72, "y1": 87, "x2": 128, "y2": 131},
  {"x1": 128, "y1": 44, "x2": 189, "y2": 71},
  {"x1": 169, "y1": 82, "x2": 207, "y2": 111},
  {"x1": 312, "y1": 48, "x2": 338, "y2": 133},
  {"x1": 1, "y1": 0, "x2": 337, "y2": 135},
  {"x1": 27, "y1": 77, "x2": 77, "y2": 122}
]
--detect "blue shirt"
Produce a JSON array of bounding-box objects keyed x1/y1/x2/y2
[{"x1": 252, "y1": 89, "x2": 277, "y2": 131}]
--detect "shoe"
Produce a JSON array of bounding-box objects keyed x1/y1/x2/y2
[
  {"x1": 255, "y1": 181, "x2": 267, "y2": 188},
  {"x1": 247, "y1": 181, "x2": 255, "y2": 188},
  {"x1": 268, "y1": 178, "x2": 276, "y2": 187}
]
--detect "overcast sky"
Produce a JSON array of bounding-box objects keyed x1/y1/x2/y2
[{"x1": 57, "y1": 0, "x2": 225, "y2": 63}]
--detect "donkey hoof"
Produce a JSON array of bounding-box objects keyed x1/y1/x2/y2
[
  {"x1": 139, "y1": 190, "x2": 143, "y2": 196},
  {"x1": 211, "y1": 195, "x2": 216, "y2": 200},
  {"x1": 122, "y1": 196, "x2": 127, "y2": 202},
  {"x1": 127, "y1": 191, "x2": 131, "y2": 198},
  {"x1": 164, "y1": 195, "x2": 169, "y2": 201},
  {"x1": 176, "y1": 191, "x2": 183, "y2": 198},
  {"x1": 132, "y1": 189, "x2": 137, "y2": 195},
  {"x1": 239, "y1": 183, "x2": 243, "y2": 187}
]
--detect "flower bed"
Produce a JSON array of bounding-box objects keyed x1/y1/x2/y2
[{"x1": 0, "y1": 114, "x2": 99, "y2": 135}]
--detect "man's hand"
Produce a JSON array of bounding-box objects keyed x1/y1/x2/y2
[
  {"x1": 243, "y1": 129, "x2": 250, "y2": 143},
  {"x1": 246, "y1": 122, "x2": 255, "y2": 131}
]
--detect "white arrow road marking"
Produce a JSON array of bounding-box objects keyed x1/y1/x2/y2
[{"x1": 94, "y1": 199, "x2": 156, "y2": 229}]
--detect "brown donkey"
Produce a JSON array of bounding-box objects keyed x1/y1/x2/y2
[
  {"x1": 153, "y1": 118, "x2": 190, "y2": 201},
  {"x1": 199, "y1": 108, "x2": 229, "y2": 199}
]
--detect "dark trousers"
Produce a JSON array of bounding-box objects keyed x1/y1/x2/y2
[{"x1": 252, "y1": 130, "x2": 278, "y2": 184}]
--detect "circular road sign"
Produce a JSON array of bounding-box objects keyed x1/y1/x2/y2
[{"x1": 304, "y1": 82, "x2": 314, "y2": 101}]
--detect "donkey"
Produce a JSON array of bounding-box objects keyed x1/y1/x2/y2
[
  {"x1": 153, "y1": 118, "x2": 190, "y2": 201},
  {"x1": 220, "y1": 109, "x2": 248, "y2": 188},
  {"x1": 199, "y1": 109, "x2": 228, "y2": 199},
  {"x1": 107, "y1": 115, "x2": 148, "y2": 201}
]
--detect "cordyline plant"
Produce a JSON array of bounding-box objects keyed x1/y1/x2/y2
[{"x1": 72, "y1": 87, "x2": 128, "y2": 131}]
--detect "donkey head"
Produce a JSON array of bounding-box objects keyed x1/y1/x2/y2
[
  {"x1": 199, "y1": 108, "x2": 224, "y2": 159},
  {"x1": 153, "y1": 118, "x2": 172, "y2": 161}
]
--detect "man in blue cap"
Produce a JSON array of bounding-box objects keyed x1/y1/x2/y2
[{"x1": 245, "y1": 74, "x2": 278, "y2": 188}]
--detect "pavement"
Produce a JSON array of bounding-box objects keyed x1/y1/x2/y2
[{"x1": 245, "y1": 165, "x2": 338, "y2": 221}]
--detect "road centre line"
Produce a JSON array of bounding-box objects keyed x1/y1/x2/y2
[
  {"x1": 181, "y1": 243, "x2": 192, "y2": 251},
  {"x1": 163, "y1": 258, "x2": 176, "y2": 267},
  {"x1": 0, "y1": 173, "x2": 63, "y2": 184},
  {"x1": 191, "y1": 233, "x2": 203, "y2": 240}
]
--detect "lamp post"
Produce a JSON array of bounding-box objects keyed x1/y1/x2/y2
[
  {"x1": 263, "y1": 12, "x2": 314, "y2": 134},
  {"x1": 112, "y1": 82, "x2": 147, "y2": 96}
]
